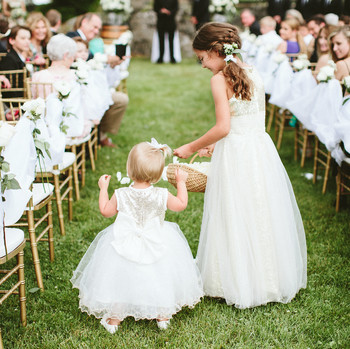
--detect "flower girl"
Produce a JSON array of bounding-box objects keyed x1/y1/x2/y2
[
  {"x1": 71, "y1": 140, "x2": 203, "y2": 332},
  {"x1": 174, "y1": 23, "x2": 307, "y2": 309}
]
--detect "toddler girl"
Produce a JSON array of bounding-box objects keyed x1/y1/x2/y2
[{"x1": 71, "y1": 140, "x2": 203, "y2": 332}]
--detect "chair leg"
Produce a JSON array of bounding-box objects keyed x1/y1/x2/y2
[
  {"x1": 72, "y1": 146, "x2": 80, "y2": 201},
  {"x1": 47, "y1": 200, "x2": 54, "y2": 262},
  {"x1": 88, "y1": 139, "x2": 96, "y2": 171},
  {"x1": 322, "y1": 153, "x2": 332, "y2": 194},
  {"x1": 313, "y1": 138, "x2": 319, "y2": 184},
  {"x1": 26, "y1": 210, "x2": 44, "y2": 290},
  {"x1": 68, "y1": 167, "x2": 73, "y2": 221},
  {"x1": 82, "y1": 144, "x2": 86, "y2": 187},
  {"x1": 267, "y1": 104, "x2": 275, "y2": 133},
  {"x1": 54, "y1": 173, "x2": 65, "y2": 236},
  {"x1": 17, "y1": 250, "x2": 27, "y2": 326},
  {"x1": 301, "y1": 130, "x2": 308, "y2": 168},
  {"x1": 336, "y1": 170, "x2": 341, "y2": 212},
  {"x1": 276, "y1": 112, "x2": 285, "y2": 150},
  {"x1": 294, "y1": 127, "x2": 299, "y2": 161},
  {"x1": 0, "y1": 328, "x2": 3, "y2": 349}
]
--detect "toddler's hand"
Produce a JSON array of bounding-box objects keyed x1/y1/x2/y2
[
  {"x1": 175, "y1": 168, "x2": 188, "y2": 183},
  {"x1": 98, "y1": 174, "x2": 111, "y2": 190}
]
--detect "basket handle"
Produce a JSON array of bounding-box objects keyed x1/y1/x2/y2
[{"x1": 189, "y1": 153, "x2": 199, "y2": 164}]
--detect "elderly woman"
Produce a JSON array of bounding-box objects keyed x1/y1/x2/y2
[
  {"x1": 330, "y1": 26, "x2": 350, "y2": 82},
  {"x1": 31, "y1": 33, "x2": 76, "y2": 97}
]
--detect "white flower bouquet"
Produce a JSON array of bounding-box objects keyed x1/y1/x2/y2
[
  {"x1": 53, "y1": 81, "x2": 72, "y2": 101},
  {"x1": 292, "y1": 54, "x2": 310, "y2": 71},
  {"x1": 209, "y1": 0, "x2": 238, "y2": 15},
  {"x1": 342, "y1": 76, "x2": 350, "y2": 105},
  {"x1": 100, "y1": 0, "x2": 133, "y2": 14},
  {"x1": 21, "y1": 98, "x2": 46, "y2": 120},
  {"x1": 317, "y1": 60, "x2": 336, "y2": 83},
  {"x1": 87, "y1": 53, "x2": 108, "y2": 71},
  {"x1": 273, "y1": 51, "x2": 287, "y2": 64},
  {"x1": 114, "y1": 30, "x2": 133, "y2": 45}
]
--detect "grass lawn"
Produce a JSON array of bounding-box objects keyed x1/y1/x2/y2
[{"x1": 1, "y1": 58, "x2": 349, "y2": 348}]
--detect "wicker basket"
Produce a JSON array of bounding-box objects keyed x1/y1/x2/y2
[{"x1": 166, "y1": 154, "x2": 207, "y2": 193}]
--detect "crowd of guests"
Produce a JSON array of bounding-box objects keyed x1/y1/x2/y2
[{"x1": 0, "y1": 9, "x2": 129, "y2": 148}]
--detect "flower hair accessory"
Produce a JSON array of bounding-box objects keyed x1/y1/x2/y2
[
  {"x1": 223, "y1": 43, "x2": 244, "y2": 64},
  {"x1": 147, "y1": 138, "x2": 171, "y2": 157}
]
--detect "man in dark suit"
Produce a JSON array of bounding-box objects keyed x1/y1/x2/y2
[
  {"x1": 154, "y1": 0, "x2": 178, "y2": 63},
  {"x1": 66, "y1": 13, "x2": 129, "y2": 148},
  {"x1": 191, "y1": 0, "x2": 210, "y2": 31},
  {"x1": 45, "y1": 9, "x2": 62, "y2": 36},
  {"x1": 240, "y1": 8, "x2": 261, "y2": 36},
  {"x1": 0, "y1": 25, "x2": 31, "y2": 98}
]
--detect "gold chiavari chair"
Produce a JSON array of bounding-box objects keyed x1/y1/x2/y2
[
  {"x1": 0, "y1": 68, "x2": 28, "y2": 98},
  {"x1": 266, "y1": 96, "x2": 276, "y2": 133},
  {"x1": 313, "y1": 136, "x2": 333, "y2": 194},
  {"x1": 0, "y1": 228, "x2": 27, "y2": 331},
  {"x1": 294, "y1": 122, "x2": 315, "y2": 167},
  {"x1": 27, "y1": 80, "x2": 96, "y2": 195},
  {"x1": 0, "y1": 53, "x2": 7, "y2": 62},
  {"x1": 336, "y1": 157, "x2": 350, "y2": 212},
  {"x1": 275, "y1": 108, "x2": 295, "y2": 150},
  {"x1": 0, "y1": 97, "x2": 73, "y2": 237}
]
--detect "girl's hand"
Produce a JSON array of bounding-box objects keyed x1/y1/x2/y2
[
  {"x1": 175, "y1": 168, "x2": 188, "y2": 183},
  {"x1": 33, "y1": 56, "x2": 47, "y2": 66},
  {"x1": 98, "y1": 175, "x2": 111, "y2": 190},
  {"x1": 0, "y1": 75, "x2": 11, "y2": 89},
  {"x1": 198, "y1": 144, "x2": 215, "y2": 157},
  {"x1": 173, "y1": 144, "x2": 193, "y2": 159}
]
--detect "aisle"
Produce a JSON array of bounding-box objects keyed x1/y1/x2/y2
[{"x1": 1, "y1": 58, "x2": 349, "y2": 349}]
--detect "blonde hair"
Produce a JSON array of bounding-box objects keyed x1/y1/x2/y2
[
  {"x1": 329, "y1": 26, "x2": 350, "y2": 61},
  {"x1": 127, "y1": 142, "x2": 171, "y2": 184},
  {"x1": 281, "y1": 17, "x2": 307, "y2": 54},
  {"x1": 260, "y1": 16, "x2": 276, "y2": 30},
  {"x1": 26, "y1": 12, "x2": 52, "y2": 47},
  {"x1": 193, "y1": 22, "x2": 253, "y2": 101}
]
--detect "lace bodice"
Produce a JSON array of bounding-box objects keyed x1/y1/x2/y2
[
  {"x1": 228, "y1": 67, "x2": 266, "y2": 134},
  {"x1": 115, "y1": 186, "x2": 168, "y2": 227}
]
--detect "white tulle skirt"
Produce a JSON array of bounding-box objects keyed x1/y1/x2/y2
[
  {"x1": 196, "y1": 130, "x2": 307, "y2": 309},
  {"x1": 71, "y1": 221, "x2": 203, "y2": 321}
]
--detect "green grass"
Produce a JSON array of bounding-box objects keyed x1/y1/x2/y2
[{"x1": 1, "y1": 58, "x2": 350, "y2": 349}]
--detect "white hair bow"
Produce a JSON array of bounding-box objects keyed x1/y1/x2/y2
[{"x1": 147, "y1": 138, "x2": 171, "y2": 157}]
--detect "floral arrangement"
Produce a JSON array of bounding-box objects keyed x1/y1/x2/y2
[
  {"x1": 273, "y1": 52, "x2": 288, "y2": 64},
  {"x1": 71, "y1": 59, "x2": 90, "y2": 85},
  {"x1": 114, "y1": 30, "x2": 133, "y2": 45},
  {"x1": 209, "y1": 0, "x2": 238, "y2": 15},
  {"x1": 53, "y1": 81, "x2": 71, "y2": 101},
  {"x1": 292, "y1": 54, "x2": 310, "y2": 71},
  {"x1": 316, "y1": 60, "x2": 336, "y2": 83},
  {"x1": 87, "y1": 53, "x2": 108, "y2": 71},
  {"x1": 100, "y1": 0, "x2": 133, "y2": 14},
  {"x1": 21, "y1": 98, "x2": 51, "y2": 164},
  {"x1": 223, "y1": 43, "x2": 243, "y2": 63}
]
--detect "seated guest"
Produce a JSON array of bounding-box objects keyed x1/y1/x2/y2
[
  {"x1": 315, "y1": 24, "x2": 337, "y2": 73},
  {"x1": 73, "y1": 36, "x2": 89, "y2": 61},
  {"x1": 329, "y1": 26, "x2": 350, "y2": 82},
  {"x1": 0, "y1": 13, "x2": 9, "y2": 52},
  {"x1": 259, "y1": 16, "x2": 283, "y2": 48},
  {"x1": 26, "y1": 12, "x2": 51, "y2": 67},
  {"x1": 277, "y1": 17, "x2": 307, "y2": 55},
  {"x1": 307, "y1": 15, "x2": 326, "y2": 62},
  {"x1": 299, "y1": 22, "x2": 313, "y2": 46},
  {"x1": 240, "y1": 8, "x2": 261, "y2": 36},
  {"x1": 66, "y1": 12, "x2": 129, "y2": 148},
  {"x1": 285, "y1": 9, "x2": 305, "y2": 25},
  {"x1": 45, "y1": 9, "x2": 61, "y2": 36},
  {"x1": 339, "y1": 15, "x2": 350, "y2": 26},
  {"x1": 0, "y1": 25, "x2": 31, "y2": 97}
]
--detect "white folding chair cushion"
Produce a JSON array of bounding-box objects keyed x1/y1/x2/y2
[
  {"x1": 0, "y1": 228, "x2": 25, "y2": 257},
  {"x1": 27, "y1": 183, "x2": 54, "y2": 208},
  {"x1": 36, "y1": 152, "x2": 76, "y2": 174},
  {"x1": 66, "y1": 134, "x2": 91, "y2": 146}
]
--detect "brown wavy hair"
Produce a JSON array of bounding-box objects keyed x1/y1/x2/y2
[{"x1": 193, "y1": 22, "x2": 253, "y2": 101}]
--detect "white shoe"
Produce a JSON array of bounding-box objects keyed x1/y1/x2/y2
[
  {"x1": 100, "y1": 317, "x2": 119, "y2": 334},
  {"x1": 157, "y1": 319, "x2": 170, "y2": 330}
]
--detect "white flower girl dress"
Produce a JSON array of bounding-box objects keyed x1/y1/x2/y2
[
  {"x1": 196, "y1": 67, "x2": 307, "y2": 309},
  {"x1": 71, "y1": 186, "x2": 203, "y2": 321}
]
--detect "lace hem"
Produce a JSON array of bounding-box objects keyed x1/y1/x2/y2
[{"x1": 74, "y1": 289, "x2": 203, "y2": 321}]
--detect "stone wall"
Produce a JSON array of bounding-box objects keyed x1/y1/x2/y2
[{"x1": 128, "y1": 0, "x2": 268, "y2": 59}]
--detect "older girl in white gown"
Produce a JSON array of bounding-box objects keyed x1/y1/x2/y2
[{"x1": 175, "y1": 23, "x2": 307, "y2": 309}]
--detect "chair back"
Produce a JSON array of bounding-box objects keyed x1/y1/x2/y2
[
  {"x1": 26, "y1": 80, "x2": 55, "y2": 99},
  {"x1": 0, "y1": 97, "x2": 28, "y2": 125},
  {"x1": 0, "y1": 68, "x2": 27, "y2": 98}
]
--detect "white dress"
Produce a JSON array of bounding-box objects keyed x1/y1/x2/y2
[
  {"x1": 196, "y1": 67, "x2": 307, "y2": 309},
  {"x1": 71, "y1": 186, "x2": 203, "y2": 321}
]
